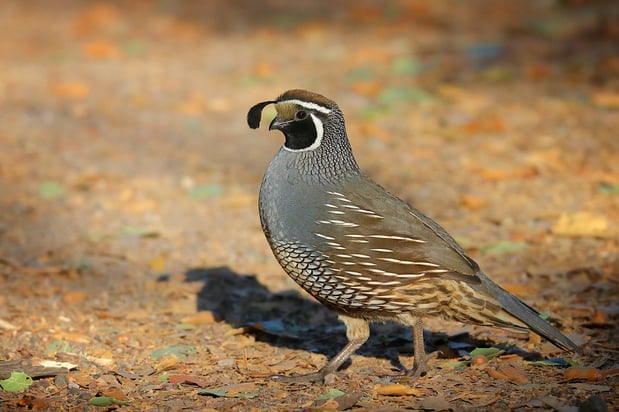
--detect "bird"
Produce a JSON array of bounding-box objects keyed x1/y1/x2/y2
[{"x1": 247, "y1": 89, "x2": 578, "y2": 383}]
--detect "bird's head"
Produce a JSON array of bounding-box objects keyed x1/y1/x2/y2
[{"x1": 247, "y1": 89, "x2": 345, "y2": 152}]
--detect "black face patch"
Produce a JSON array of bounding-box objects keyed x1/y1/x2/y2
[{"x1": 280, "y1": 115, "x2": 317, "y2": 150}]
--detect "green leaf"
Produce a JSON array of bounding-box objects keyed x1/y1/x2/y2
[
  {"x1": 88, "y1": 396, "x2": 131, "y2": 406},
  {"x1": 188, "y1": 184, "x2": 225, "y2": 199},
  {"x1": 45, "y1": 339, "x2": 72, "y2": 355},
  {"x1": 122, "y1": 40, "x2": 149, "y2": 56},
  {"x1": 529, "y1": 358, "x2": 572, "y2": 367},
  {"x1": 438, "y1": 360, "x2": 469, "y2": 369},
  {"x1": 150, "y1": 345, "x2": 196, "y2": 360},
  {"x1": 481, "y1": 240, "x2": 528, "y2": 254},
  {"x1": 0, "y1": 371, "x2": 33, "y2": 392},
  {"x1": 39, "y1": 181, "x2": 65, "y2": 199},
  {"x1": 470, "y1": 347, "x2": 504, "y2": 360},
  {"x1": 391, "y1": 56, "x2": 421, "y2": 75},
  {"x1": 538, "y1": 312, "x2": 551, "y2": 321},
  {"x1": 120, "y1": 226, "x2": 159, "y2": 238},
  {"x1": 346, "y1": 66, "x2": 373, "y2": 81},
  {"x1": 599, "y1": 183, "x2": 619, "y2": 194},
  {"x1": 316, "y1": 388, "x2": 346, "y2": 400}
]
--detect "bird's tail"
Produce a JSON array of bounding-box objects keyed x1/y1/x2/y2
[{"x1": 481, "y1": 275, "x2": 578, "y2": 352}]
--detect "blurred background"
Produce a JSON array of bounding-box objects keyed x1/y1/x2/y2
[{"x1": 0, "y1": 0, "x2": 617, "y2": 409}]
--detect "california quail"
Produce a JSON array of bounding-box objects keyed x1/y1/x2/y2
[{"x1": 248, "y1": 89, "x2": 578, "y2": 383}]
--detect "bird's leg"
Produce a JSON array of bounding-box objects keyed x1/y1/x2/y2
[
  {"x1": 273, "y1": 315, "x2": 369, "y2": 384},
  {"x1": 408, "y1": 317, "x2": 429, "y2": 378}
]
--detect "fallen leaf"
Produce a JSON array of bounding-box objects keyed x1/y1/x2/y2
[
  {"x1": 439, "y1": 360, "x2": 469, "y2": 369},
  {"x1": 181, "y1": 311, "x2": 216, "y2": 325},
  {"x1": 316, "y1": 388, "x2": 346, "y2": 400},
  {"x1": 419, "y1": 395, "x2": 451, "y2": 411},
  {"x1": 199, "y1": 383, "x2": 258, "y2": 399},
  {"x1": 459, "y1": 194, "x2": 487, "y2": 210},
  {"x1": 589, "y1": 309, "x2": 609, "y2": 326},
  {"x1": 552, "y1": 211, "x2": 610, "y2": 237},
  {"x1": 63, "y1": 291, "x2": 88, "y2": 304},
  {"x1": 151, "y1": 345, "x2": 197, "y2": 361},
  {"x1": 470, "y1": 347, "x2": 504, "y2": 360},
  {"x1": 481, "y1": 241, "x2": 528, "y2": 254},
  {"x1": 82, "y1": 39, "x2": 120, "y2": 59},
  {"x1": 592, "y1": 92, "x2": 619, "y2": 109},
  {"x1": 472, "y1": 166, "x2": 537, "y2": 181},
  {"x1": 487, "y1": 367, "x2": 508, "y2": 381},
  {"x1": 39, "y1": 181, "x2": 66, "y2": 199},
  {"x1": 88, "y1": 396, "x2": 130, "y2": 406},
  {"x1": 496, "y1": 363, "x2": 528, "y2": 384},
  {"x1": 154, "y1": 354, "x2": 179, "y2": 373},
  {"x1": 0, "y1": 372, "x2": 33, "y2": 392},
  {"x1": 564, "y1": 367, "x2": 603, "y2": 381},
  {"x1": 149, "y1": 255, "x2": 167, "y2": 272},
  {"x1": 168, "y1": 374, "x2": 209, "y2": 387},
  {"x1": 373, "y1": 383, "x2": 426, "y2": 396},
  {"x1": 470, "y1": 355, "x2": 488, "y2": 368},
  {"x1": 50, "y1": 82, "x2": 90, "y2": 99}
]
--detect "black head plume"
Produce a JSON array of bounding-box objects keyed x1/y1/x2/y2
[{"x1": 247, "y1": 100, "x2": 276, "y2": 129}]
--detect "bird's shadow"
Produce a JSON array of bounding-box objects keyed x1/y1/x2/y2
[{"x1": 159, "y1": 266, "x2": 521, "y2": 372}]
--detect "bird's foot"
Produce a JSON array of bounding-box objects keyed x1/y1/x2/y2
[{"x1": 395, "y1": 352, "x2": 437, "y2": 384}]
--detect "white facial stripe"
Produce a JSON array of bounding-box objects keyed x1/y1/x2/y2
[
  {"x1": 280, "y1": 99, "x2": 331, "y2": 114},
  {"x1": 283, "y1": 113, "x2": 324, "y2": 152}
]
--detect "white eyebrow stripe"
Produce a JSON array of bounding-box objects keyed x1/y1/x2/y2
[{"x1": 280, "y1": 99, "x2": 332, "y2": 114}]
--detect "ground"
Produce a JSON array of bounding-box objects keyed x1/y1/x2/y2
[{"x1": 0, "y1": 1, "x2": 618, "y2": 411}]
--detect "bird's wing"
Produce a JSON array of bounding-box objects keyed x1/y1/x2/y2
[{"x1": 313, "y1": 175, "x2": 482, "y2": 286}]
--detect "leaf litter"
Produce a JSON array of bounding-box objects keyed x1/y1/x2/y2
[{"x1": 0, "y1": 1, "x2": 618, "y2": 411}]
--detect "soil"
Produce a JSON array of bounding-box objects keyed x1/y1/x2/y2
[{"x1": 1, "y1": 1, "x2": 618, "y2": 411}]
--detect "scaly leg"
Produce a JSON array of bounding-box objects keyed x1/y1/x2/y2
[
  {"x1": 273, "y1": 315, "x2": 369, "y2": 384},
  {"x1": 408, "y1": 316, "x2": 429, "y2": 378}
]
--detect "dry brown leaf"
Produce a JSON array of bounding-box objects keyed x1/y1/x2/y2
[
  {"x1": 496, "y1": 363, "x2": 528, "y2": 384},
  {"x1": 459, "y1": 194, "x2": 487, "y2": 210},
  {"x1": 592, "y1": 92, "x2": 619, "y2": 109},
  {"x1": 149, "y1": 255, "x2": 167, "y2": 272},
  {"x1": 72, "y1": 3, "x2": 120, "y2": 35},
  {"x1": 564, "y1": 367, "x2": 603, "y2": 381},
  {"x1": 54, "y1": 331, "x2": 90, "y2": 344},
  {"x1": 82, "y1": 39, "x2": 120, "y2": 59},
  {"x1": 589, "y1": 309, "x2": 609, "y2": 325},
  {"x1": 551, "y1": 211, "x2": 610, "y2": 237},
  {"x1": 155, "y1": 354, "x2": 179, "y2": 373},
  {"x1": 351, "y1": 81, "x2": 382, "y2": 97},
  {"x1": 461, "y1": 116, "x2": 505, "y2": 133},
  {"x1": 487, "y1": 367, "x2": 508, "y2": 381},
  {"x1": 50, "y1": 82, "x2": 90, "y2": 99},
  {"x1": 419, "y1": 395, "x2": 451, "y2": 411},
  {"x1": 63, "y1": 291, "x2": 88, "y2": 304},
  {"x1": 168, "y1": 374, "x2": 210, "y2": 387},
  {"x1": 373, "y1": 383, "x2": 427, "y2": 396},
  {"x1": 472, "y1": 166, "x2": 538, "y2": 181},
  {"x1": 181, "y1": 311, "x2": 216, "y2": 325},
  {"x1": 101, "y1": 386, "x2": 126, "y2": 400},
  {"x1": 471, "y1": 355, "x2": 488, "y2": 368}
]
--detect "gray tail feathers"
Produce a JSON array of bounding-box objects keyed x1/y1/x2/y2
[{"x1": 484, "y1": 277, "x2": 578, "y2": 352}]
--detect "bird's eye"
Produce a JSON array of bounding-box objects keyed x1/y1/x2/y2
[{"x1": 295, "y1": 110, "x2": 307, "y2": 120}]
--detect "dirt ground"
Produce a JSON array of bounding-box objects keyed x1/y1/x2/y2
[{"x1": 1, "y1": 1, "x2": 618, "y2": 411}]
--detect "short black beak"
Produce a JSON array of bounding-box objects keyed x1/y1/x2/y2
[{"x1": 269, "y1": 117, "x2": 284, "y2": 131}]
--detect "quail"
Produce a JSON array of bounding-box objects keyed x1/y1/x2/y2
[{"x1": 248, "y1": 89, "x2": 578, "y2": 383}]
